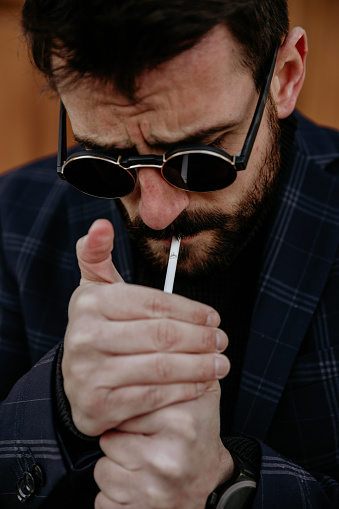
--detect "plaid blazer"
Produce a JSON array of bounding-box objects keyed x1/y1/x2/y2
[{"x1": 0, "y1": 113, "x2": 338, "y2": 508}]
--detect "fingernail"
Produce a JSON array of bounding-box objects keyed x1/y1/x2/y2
[
  {"x1": 215, "y1": 355, "x2": 229, "y2": 379},
  {"x1": 206, "y1": 311, "x2": 220, "y2": 327},
  {"x1": 216, "y1": 330, "x2": 227, "y2": 352}
]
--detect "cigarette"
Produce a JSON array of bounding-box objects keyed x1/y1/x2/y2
[{"x1": 163, "y1": 236, "x2": 181, "y2": 293}]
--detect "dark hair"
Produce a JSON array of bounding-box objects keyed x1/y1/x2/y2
[{"x1": 22, "y1": 0, "x2": 289, "y2": 97}]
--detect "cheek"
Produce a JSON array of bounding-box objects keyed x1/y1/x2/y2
[
  {"x1": 205, "y1": 153, "x2": 266, "y2": 210},
  {"x1": 204, "y1": 170, "x2": 258, "y2": 211},
  {"x1": 229, "y1": 126, "x2": 271, "y2": 196}
]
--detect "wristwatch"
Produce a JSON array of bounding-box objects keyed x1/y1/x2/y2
[{"x1": 205, "y1": 452, "x2": 257, "y2": 509}]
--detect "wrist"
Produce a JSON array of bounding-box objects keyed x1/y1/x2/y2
[
  {"x1": 205, "y1": 437, "x2": 261, "y2": 509},
  {"x1": 54, "y1": 342, "x2": 98, "y2": 442}
]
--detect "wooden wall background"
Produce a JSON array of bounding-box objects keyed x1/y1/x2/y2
[{"x1": 1, "y1": 0, "x2": 339, "y2": 174}]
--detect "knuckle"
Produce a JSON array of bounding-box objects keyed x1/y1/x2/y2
[
  {"x1": 146, "y1": 485, "x2": 171, "y2": 509},
  {"x1": 62, "y1": 339, "x2": 96, "y2": 386},
  {"x1": 145, "y1": 473, "x2": 182, "y2": 509},
  {"x1": 181, "y1": 419, "x2": 197, "y2": 443},
  {"x1": 64, "y1": 327, "x2": 90, "y2": 357},
  {"x1": 148, "y1": 293, "x2": 171, "y2": 317},
  {"x1": 191, "y1": 306, "x2": 210, "y2": 325},
  {"x1": 74, "y1": 387, "x2": 114, "y2": 435},
  {"x1": 78, "y1": 389, "x2": 104, "y2": 423},
  {"x1": 154, "y1": 354, "x2": 172, "y2": 382},
  {"x1": 201, "y1": 327, "x2": 217, "y2": 350},
  {"x1": 71, "y1": 407, "x2": 98, "y2": 436},
  {"x1": 142, "y1": 385, "x2": 166, "y2": 409},
  {"x1": 155, "y1": 319, "x2": 177, "y2": 351},
  {"x1": 80, "y1": 389, "x2": 99, "y2": 414},
  {"x1": 152, "y1": 455, "x2": 182, "y2": 482},
  {"x1": 105, "y1": 389, "x2": 129, "y2": 425},
  {"x1": 106, "y1": 386, "x2": 155, "y2": 427},
  {"x1": 71, "y1": 287, "x2": 98, "y2": 314},
  {"x1": 169, "y1": 411, "x2": 197, "y2": 442},
  {"x1": 180, "y1": 383, "x2": 200, "y2": 401},
  {"x1": 197, "y1": 354, "x2": 215, "y2": 380}
]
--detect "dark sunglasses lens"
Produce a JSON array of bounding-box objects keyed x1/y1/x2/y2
[
  {"x1": 162, "y1": 153, "x2": 236, "y2": 192},
  {"x1": 63, "y1": 157, "x2": 135, "y2": 198}
]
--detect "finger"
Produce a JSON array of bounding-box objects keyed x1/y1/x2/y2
[
  {"x1": 117, "y1": 381, "x2": 221, "y2": 435},
  {"x1": 72, "y1": 282, "x2": 221, "y2": 327},
  {"x1": 87, "y1": 319, "x2": 228, "y2": 354},
  {"x1": 76, "y1": 219, "x2": 124, "y2": 284},
  {"x1": 94, "y1": 457, "x2": 136, "y2": 506},
  {"x1": 95, "y1": 491, "x2": 121, "y2": 509},
  {"x1": 71, "y1": 382, "x2": 207, "y2": 436},
  {"x1": 99, "y1": 431, "x2": 148, "y2": 470},
  {"x1": 98, "y1": 351, "x2": 229, "y2": 388}
]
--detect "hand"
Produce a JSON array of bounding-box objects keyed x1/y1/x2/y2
[
  {"x1": 94, "y1": 381, "x2": 234, "y2": 509},
  {"x1": 62, "y1": 219, "x2": 230, "y2": 436}
]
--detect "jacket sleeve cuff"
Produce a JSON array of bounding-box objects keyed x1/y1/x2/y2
[
  {"x1": 221, "y1": 436, "x2": 262, "y2": 478},
  {"x1": 54, "y1": 342, "x2": 99, "y2": 443}
]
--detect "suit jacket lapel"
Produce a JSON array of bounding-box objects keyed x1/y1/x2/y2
[{"x1": 233, "y1": 150, "x2": 339, "y2": 440}]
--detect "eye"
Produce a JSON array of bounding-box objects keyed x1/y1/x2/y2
[{"x1": 209, "y1": 133, "x2": 228, "y2": 150}]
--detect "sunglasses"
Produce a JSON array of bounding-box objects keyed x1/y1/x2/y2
[{"x1": 57, "y1": 45, "x2": 278, "y2": 199}]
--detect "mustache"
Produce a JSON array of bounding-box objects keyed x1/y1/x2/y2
[{"x1": 124, "y1": 208, "x2": 233, "y2": 241}]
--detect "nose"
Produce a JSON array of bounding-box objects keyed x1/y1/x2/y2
[{"x1": 137, "y1": 167, "x2": 189, "y2": 230}]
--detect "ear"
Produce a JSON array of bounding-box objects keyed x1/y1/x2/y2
[{"x1": 272, "y1": 27, "x2": 308, "y2": 119}]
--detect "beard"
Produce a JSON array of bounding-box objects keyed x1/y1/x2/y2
[{"x1": 116, "y1": 98, "x2": 281, "y2": 278}]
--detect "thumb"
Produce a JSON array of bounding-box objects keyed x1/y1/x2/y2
[{"x1": 76, "y1": 219, "x2": 124, "y2": 284}]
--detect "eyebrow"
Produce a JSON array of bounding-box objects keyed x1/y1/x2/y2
[
  {"x1": 73, "y1": 134, "x2": 130, "y2": 155},
  {"x1": 73, "y1": 120, "x2": 239, "y2": 154}
]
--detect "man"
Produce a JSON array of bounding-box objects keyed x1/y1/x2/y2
[{"x1": 0, "y1": 0, "x2": 338, "y2": 508}]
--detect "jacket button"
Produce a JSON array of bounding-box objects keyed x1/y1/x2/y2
[
  {"x1": 23, "y1": 471, "x2": 35, "y2": 493},
  {"x1": 15, "y1": 465, "x2": 46, "y2": 502},
  {"x1": 16, "y1": 490, "x2": 26, "y2": 503},
  {"x1": 16, "y1": 476, "x2": 32, "y2": 502},
  {"x1": 32, "y1": 463, "x2": 45, "y2": 486}
]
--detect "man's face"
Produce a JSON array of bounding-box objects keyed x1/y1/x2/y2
[{"x1": 59, "y1": 25, "x2": 280, "y2": 275}]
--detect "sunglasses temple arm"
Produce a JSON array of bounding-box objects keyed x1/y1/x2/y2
[
  {"x1": 57, "y1": 101, "x2": 67, "y2": 177},
  {"x1": 235, "y1": 44, "x2": 279, "y2": 171}
]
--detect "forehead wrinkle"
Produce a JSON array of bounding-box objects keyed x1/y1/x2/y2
[
  {"x1": 73, "y1": 116, "x2": 240, "y2": 154},
  {"x1": 147, "y1": 120, "x2": 240, "y2": 150},
  {"x1": 65, "y1": 26, "x2": 255, "y2": 156}
]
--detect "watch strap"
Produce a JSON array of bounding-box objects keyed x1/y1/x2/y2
[{"x1": 205, "y1": 438, "x2": 260, "y2": 509}]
